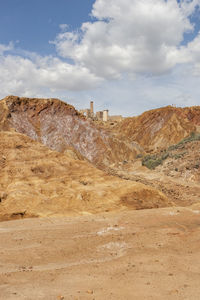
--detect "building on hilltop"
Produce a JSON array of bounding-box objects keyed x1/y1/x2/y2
[
  {"x1": 79, "y1": 101, "x2": 94, "y2": 118},
  {"x1": 79, "y1": 101, "x2": 123, "y2": 122}
]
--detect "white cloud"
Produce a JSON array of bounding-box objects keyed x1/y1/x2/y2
[
  {"x1": 180, "y1": 0, "x2": 200, "y2": 16},
  {"x1": 59, "y1": 24, "x2": 69, "y2": 32},
  {"x1": 0, "y1": 51, "x2": 102, "y2": 99},
  {"x1": 0, "y1": 42, "x2": 13, "y2": 55},
  {"x1": 0, "y1": 0, "x2": 200, "y2": 115},
  {"x1": 53, "y1": 0, "x2": 200, "y2": 78},
  {"x1": 68, "y1": 64, "x2": 200, "y2": 116}
]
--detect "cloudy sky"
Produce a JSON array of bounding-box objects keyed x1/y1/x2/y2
[{"x1": 0, "y1": 0, "x2": 200, "y2": 116}]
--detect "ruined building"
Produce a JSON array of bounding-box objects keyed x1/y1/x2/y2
[{"x1": 79, "y1": 101, "x2": 123, "y2": 122}]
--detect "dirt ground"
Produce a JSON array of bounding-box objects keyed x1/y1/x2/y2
[{"x1": 1, "y1": 207, "x2": 200, "y2": 300}]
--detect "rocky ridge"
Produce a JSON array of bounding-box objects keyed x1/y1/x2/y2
[
  {"x1": 1, "y1": 96, "x2": 200, "y2": 221},
  {"x1": 0, "y1": 96, "x2": 141, "y2": 169},
  {"x1": 116, "y1": 105, "x2": 200, "y2": 151}
]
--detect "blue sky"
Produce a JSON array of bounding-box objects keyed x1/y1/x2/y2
[
  {"x1": 0, "y1": 0, "x2": 94, "y2": 54},
  {"x1": 0, "y1": 0, "x2": 200, "y2": 116}
]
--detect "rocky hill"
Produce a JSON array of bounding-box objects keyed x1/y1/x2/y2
[
  {"x1": 116, "y1": 105, "x2": 200, "y2": 151},
  {"x1": 0, "y1": 96, "x2": 141, "y2": 169},
  {"x1": 108, "y1": 132, "x2": 200, "y2": 208},
  {"x1": 0, "y1": 131, "x2": 171, "y2": 221},
  {"x1": 151, "y1": 134, "x2": 200, "y2": 182},
  {"x1": 1, "y1": 96, "x2": 200, "y2": 220}
]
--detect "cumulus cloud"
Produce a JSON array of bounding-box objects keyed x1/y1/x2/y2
[
  {"x1": 180, "y1": 0, "x2": 200, "y2": 16},
  {"x1": 53, "y1": 0, "x2": 200, "y2": 78},
  {"x1": 0, "y1": 49, "x2": 102, "y2": 99},
  {"x1": 1, "y1": 0, "x2": 200, "y2": 112}
]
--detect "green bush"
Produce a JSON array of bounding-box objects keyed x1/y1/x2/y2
[
  {"x1": 142, "y1": 152, "x2": 169, "y2": 170},
  {"x1": 142, "y1": 132, "x2": 200, "y2": 170}
]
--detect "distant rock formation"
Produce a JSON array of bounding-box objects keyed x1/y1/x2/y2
[{"x1": 116, "y1": 105, "x2": 200, "y2": 151}]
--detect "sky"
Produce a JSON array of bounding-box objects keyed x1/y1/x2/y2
[{"x1": 0, "y1": 0, "x2": 200, "y2": 116}]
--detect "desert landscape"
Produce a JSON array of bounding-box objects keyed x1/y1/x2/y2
[
  {"x1": 0, "y1": 95, "x2": 200, "y2": 299},
  {"x1": 1, "y1": 0, "x2": 200, "y2": 298}
]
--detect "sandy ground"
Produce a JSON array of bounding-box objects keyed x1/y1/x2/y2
[{"x1": 1, "y1": 207, "x2": 200, "y2": 300}]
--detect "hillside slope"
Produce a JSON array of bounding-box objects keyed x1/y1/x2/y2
[
  {"x1": 108, "y1": 132, "x2": 200, "y2": 208},
  {"x1": 153, "y1": 135, "x2": 200, "y2": 182},
  {"x1": 0, "y1": 131, "x2": 171, "y2": 221},
  {"x1": 116, "y1": 105, "x2": 200, "y2": 151},
  {"x1": 0, "y1": 96, "x2": 142, "y2": 169}
]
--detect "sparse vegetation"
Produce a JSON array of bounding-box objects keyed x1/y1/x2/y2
[
  {"x1": 136, "y1": 154, "x2": 143, "y2": 159},
  {"x1": 142, "y1": 152, "x2": 169, "y2": 170},
  {"x1": 168, "y1": 132, "x2": 200, "y2": 151},
  {"x1": 142, "y1": 132, "x2": 200, "y2": 170},
  {"x1": 171, "y1": 151, "x2": 187, "y2": 160}
]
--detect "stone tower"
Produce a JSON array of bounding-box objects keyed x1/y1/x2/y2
[
  {"x1": 90, "y1": 101, "x2": 94, "y2": 116},
  {"x1": 103, "y1": 110, "x2": 109, "y2": 122}
]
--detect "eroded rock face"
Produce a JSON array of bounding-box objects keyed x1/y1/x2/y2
[
  {"x1": 156, "y1": 139, "x2": 200, "y2": 182},
  {"x1": 0, "y1": 131, "x2": 171, "y2": 221},
  {"x1": 116, "y1": 106, "x2": 200, "y2": 151},
  {"x1": 0, "y1": 96, "x2": 141, "y2": 168}
]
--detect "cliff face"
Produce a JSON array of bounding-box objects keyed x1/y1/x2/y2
[
  {"x1": 0, "y1": 96, "x2": 141, "y2": 168},
  {"x1": 116, "y1": 106, "x2": 200, "y2": 151}
]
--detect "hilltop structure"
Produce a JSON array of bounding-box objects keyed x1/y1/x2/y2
[{"x1": 79, "y1": 101, "x2": 123, "y2": 122}]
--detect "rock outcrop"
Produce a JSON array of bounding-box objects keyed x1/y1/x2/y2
[{"x1": 0, "y1": 96, "x2": 141, "y2": 169}]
